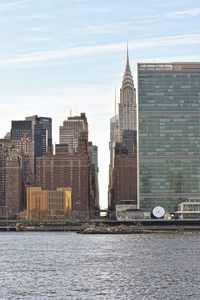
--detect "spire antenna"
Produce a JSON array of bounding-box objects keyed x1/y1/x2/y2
[
  {"x1": 127, "y1": 41, "x2": 129, "y2": 63},
  {"x1": 125, "y1": 41, "x2": 130, "y2": 72}
]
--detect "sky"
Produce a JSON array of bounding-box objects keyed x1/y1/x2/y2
[{"x1": 0, "y1": 0, "x2": 200, "y2": 208}]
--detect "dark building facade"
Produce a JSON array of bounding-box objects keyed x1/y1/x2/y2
[
  {"x1": 26, "y1": 115, "x2": 52, "y2": 155},
  {"x1": 11, "y1": 121, "x2": 32, "y2": 141},
  {"x1": 88, "y1": 142, "x2": 99, "y2": 217},
  {"x1": 122, "y1": 129, "x2": 137, "y2": 155},
  {"x1": 110, "y1": 144, "x2": 137, "y2": 210},
  {"x1": 0, "y1": 141, "x2": 22, "y2": 219},
  {"x1": 11, "y1": 115, "x2": 52, "y2": 159}
]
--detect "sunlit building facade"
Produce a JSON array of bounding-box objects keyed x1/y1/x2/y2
[{"x1": 27, "y1": 187, "x2": 72, "y2": 220}]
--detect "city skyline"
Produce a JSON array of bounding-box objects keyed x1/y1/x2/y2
[{"x1": 0, "y1": 0, "x2": 200, "y2": 208}]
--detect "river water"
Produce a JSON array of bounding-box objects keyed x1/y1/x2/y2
[{"x1": 0, "y1": 232, "x2": 200, "y2": 300}]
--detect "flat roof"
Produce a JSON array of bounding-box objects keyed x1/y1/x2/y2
[{"x1": 138, "y1": 62, "x2": 200, "y2": 72}]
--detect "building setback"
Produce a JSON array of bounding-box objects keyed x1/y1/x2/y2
[
  {"x1": 138, "y1": 62, "x2": 200, "y2": 213},
  {"x1": 59, "y1": 113, "x2": 88, "y2": 153}
]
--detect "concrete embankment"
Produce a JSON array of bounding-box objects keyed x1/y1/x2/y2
[
  {"x1": 79, "y1": 224, "x2": 200, "y2": 234},
  {"x1": 1, "y1": 219, "x2": 200, "y2": 232}
]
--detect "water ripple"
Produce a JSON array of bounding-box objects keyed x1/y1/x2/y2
[{"x1": 0, "y1": 232, "x2": 199, "y2": 299}]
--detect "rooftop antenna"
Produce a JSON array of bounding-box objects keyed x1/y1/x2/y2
[{"x1": 70, "y1": 109, "x2": 72, "y2": 117}]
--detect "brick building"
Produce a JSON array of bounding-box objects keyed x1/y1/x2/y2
[{"x1": 35, "y1": 144, "x2": 90, "y2": 220}]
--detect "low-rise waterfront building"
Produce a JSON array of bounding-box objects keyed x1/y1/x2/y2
[
  {"x1": 175, "y1": 199, "x2": 200, "y2": 219},
  {"x1": 27, "y1": 187, "x2": 72, "y2": 220}
]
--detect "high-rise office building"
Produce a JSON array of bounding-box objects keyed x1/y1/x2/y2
[
  {"x1": 11, "y1": 121, "x2": 32, "y2": 141},
  {"x1": 108, "y1": 49, "x2": 137, "y2": 216},
  {"x1": 118, "y1": 47, "x2": 137, "y2": 142},
  {"x1": 88, "y1": 142, "x2": 99, "y2": 216},
  {"x1": 25, "y1": 115, "x2": 52, "y2": 155},
  {"x1": 138, "y1": 62, "x2": 200, "y2": 213},
  {"x1": 11, "y1": 115, "x2": 52, "y2": 158},
  {"x1": 35, "y1": 144, "x2": 90, "y2": 219},
  {"x1": 0, "y1": 142, "x2": 22, "y2": 218},
  {"x1": 59, "y1": 113, "x2": 88, "y2": 153},
  {"x1": 109, "y1": 114, "x2": 119, "y2": 169},
  {"x1": 108, "y1": 113, "x2": 119, "y2": 211},
  {"x1": 36, "y1": 112, "x2": 99, "y2": 219},
  {"x1": 112, "y1": 144, "x2": 137, "y2": 207},
  {"x1": 13, "y1": 139, "x2": 34, "y2": 186}
]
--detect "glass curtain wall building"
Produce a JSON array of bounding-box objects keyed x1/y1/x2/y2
[{"x1": 138, "y1": 63, "x2": 200, "y2": 213}]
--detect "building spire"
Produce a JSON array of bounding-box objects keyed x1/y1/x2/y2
[
  {"x1": 122, "y1": 42, "x2": 133, "y2": 87},
  {"x1": 125, "y1": 41, "x2": 130, "y2": 72}
]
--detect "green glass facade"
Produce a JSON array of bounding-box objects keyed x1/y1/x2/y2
[{"x1": 138, "y1": 63, "x2": 200, "y2": 213}]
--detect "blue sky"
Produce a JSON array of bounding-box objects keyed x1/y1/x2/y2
[{"x1": 0, "y1": 0, "x2": 200, "y2": 208}]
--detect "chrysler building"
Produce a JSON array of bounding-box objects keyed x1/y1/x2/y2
[{"x1": 118, "y1": 46, "x2": 136, "y2": 143}]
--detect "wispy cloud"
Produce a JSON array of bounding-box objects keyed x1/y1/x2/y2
[
  {"x1": 28, "y1": 26, "x2": 50, "y2": 33},
  {"x1": 167, "y1": 8, "x2": 200, "y2": 17},
  {"x1": 16, "y1": 13, "x2": 53, "y2": 20},
  {"x1": 62, "y1": 1, "x2": 111, "y2": 16},
  {"x1": 0, "y1": 33, "x2": 200, "y2": 68},
  {"x1": 74, "y1": 21, "x2": 135, "y2": 35},
  {"x1": 21, "y1": 36, "x2": 51, "y2": 43},
  {"x1": 0, "y1": 0, "x2": 32, "y2": 11}
]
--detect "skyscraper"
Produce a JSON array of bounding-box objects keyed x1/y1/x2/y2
[
  {"x1": 11, "y1": 120, "x2": 32, "y2": 141},
  {"x1": 35, "y1": 144, "x2": 90, "y2": 220},
  {"x1": 88, "y1": 142, "x2": 99, "y2": 216},
  {"x1": 59, "y1": 113, "x2": 88, "y2": 153},
  {"x1": 0, "y1": 141, "x2": 22, "y2": 218},
  {"x1": 36, "y1": 112, "x2": 99, "y2": 219},
  {"x1": 118, "y1": 46, "x2": 137, "y2": 143},
  {"x1": 108, "y1": 109, "x2": 119, "y2": 211},
  {"x1": 108, "y1": 48, "x2": 137, "y2": 216},
  {"x1": 138, "y1": 62, "x2": 200, "y2": 213},
  {"x1": 25, "y1": 115, "x2": 52, "y2": 155},
  {"x1": 11, "y1": 115, "x2": 52, "y2": 159}
]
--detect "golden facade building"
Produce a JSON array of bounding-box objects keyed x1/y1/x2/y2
[{"x1": 27, "y1": 187, "x2": 72, "y2": 220}]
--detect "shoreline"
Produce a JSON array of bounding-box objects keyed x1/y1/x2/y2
[{"x1": 1, "y1": 219, "x2": 200, "y2": 233}]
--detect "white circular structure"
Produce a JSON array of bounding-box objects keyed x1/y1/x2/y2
[{"x1": 152, "y1": 206, "x2": 165, "y2": 219}]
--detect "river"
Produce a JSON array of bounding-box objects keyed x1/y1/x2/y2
[{"x1": 0, "y1": 232, "x2": 200, "y2": 299}]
